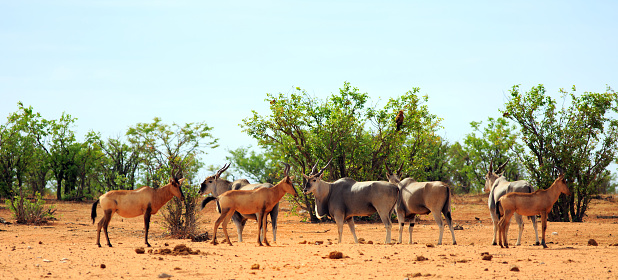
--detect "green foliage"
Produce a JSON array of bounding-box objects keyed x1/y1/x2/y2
[
  {"x1": 450, "y1": 117, "x2": 525, "y2": 193},
  {"x1": 226, "y1": 146, "x2": 279, "y2": 183},
  {"x1": 97, "y1": 136, "x2": 144, "y2": 192},
  {"x1": 503, "y1": 85, "x2": 618, "y2": 222},
  {"x1": 126, "y1": 118, "x2": 218, "y2": 238},
  {"x1": 126, "y1": 117, "x2": 217, "y2": 187},
  {"x1": 4, "y1": 192, "x2": 56, "y2": 224},
  {"x1": 241, "y1": 82, "x2": 442, "y2": 221}
]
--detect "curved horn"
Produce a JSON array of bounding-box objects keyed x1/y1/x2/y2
[
  {"x1": 384, "y1": 162, "x2": 392, "y2": 175},
  {"x1": 310, "y1": 160, "x2": 319, "y2": 175},
  {"x1": 488, "y1": 159, "x2": 494, "y2": 174},
  {"x1": 215, "y1": 163, "x2": 231, "y2": 179},
  {"x1": 556, "y1": 166, "x2": 565, "y2": 176},
  {"x1": 282, "y1": 162, "x2": 291, "y2": 177},
  {"x1": 317, "y1": 158, "x2": 332, "y2": 176},
  {"x1": 397, "y1": 161, "x2": 404, "y2": 175},
  {"x1": 497, "y1": 159, "x2": 509, "y2": 174}
]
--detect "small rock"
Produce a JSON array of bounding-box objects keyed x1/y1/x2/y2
[
  {"x1": 158, "y1": 273, "x2": 173, "y2": 278},
  {"x1": 328, "y1": 251, "x2": 343, "y2": 259},
  {"x1": 453, "y1": 225, "x2": 464, "y2": 230},
  {"x1": 39, "y1": 241, "x2": 43, "y2": 244},
  {"x1": 510, "y1": 265, "x2": 520, "y2": 272},
  {"x1": 27, "y1": 246, "x2": 32, "y2": 249},
  {"x1": 552, "y1": 232, "x2": 558, "y2": 235},
  {"x1": 315, "y1": 241, "x2": 324, "y2": 245},
  {"x1": 100, "y1": 264, "x2": 106, "y2": 269},
  {"x1": 408, "y1": 272, "x2": 422, "y2": 277},
  {"x1": 426, "y1": 243, "x2": 435, "y2": 248},
  {"x1": 416, "y1": 255, "x2": 427, "y2": 261},
  {"x1": 135, "y1": 248, "x2": 145, "y2": 254},
  {"x1": 43, "y1": 259, "x2": 51, "y2": 262},
  {"x1": 299, "y1": 240, "x2": 307, "y2": 244},
  {"x1": 482, "y1": 254, "x2": 493, "y2": 261},
  {"x1": 251, "y1": 263, "x2": 260, "y2": 270},
  {"x1": 588, "y1": 239, "x2": 598, "y2": 246},
  {"x1": 367, "y1": 241, "x2": 373, "y2": 244}
]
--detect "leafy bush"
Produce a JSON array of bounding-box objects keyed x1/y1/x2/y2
[
  {"x1": 161, "y1": 182, "x2": 201, "y2": 238},
  {"x1": 4, "y1": 192, "x2": 56, "y2": 224}
]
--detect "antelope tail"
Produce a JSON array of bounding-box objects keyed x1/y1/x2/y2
[
  {"x1": 201, "y1": 197, "x2": 218, "y2": 211},
  {"x1": 91, "y1": 199, "x2": 99, "y2": 224},
  {"x1": 496, "y1": 200, "x2": 502, "y2": 219}
]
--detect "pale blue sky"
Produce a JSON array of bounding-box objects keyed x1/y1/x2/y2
[{"x1": 2, "y1": 1, "x2": 617, "y2": 178}]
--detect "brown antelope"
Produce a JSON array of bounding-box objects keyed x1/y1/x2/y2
[
  {"x1": 91, "y1": 177, "x2": 185, "y2": 247},
  {"x1": 486, "y1": 159, "x2": 540, "y2": 246},
  {"x1": 202, "y1": 163, "x2": 297, "y2": 246},
  {"x1": 199, "y1": 163, "x2": 281, "y2": 242},
  {"x1": 496, "y1": 172, "x2": 570, "y2": 248}
]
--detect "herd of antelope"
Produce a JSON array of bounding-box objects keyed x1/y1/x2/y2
[{"x1": 91, "y1": 160, "x2": 570, "y2": 249}]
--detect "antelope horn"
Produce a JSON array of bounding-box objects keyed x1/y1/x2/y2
[
  {"x1": 215, "y1": 163, "x2": 231, "y2": 179},
  {"x1": 556, "y1": 166, "x2": 565, "y2": 176},
  {"x1": 282, "y1": 162, "x2": 291, "y2": 177},
  {"x1": 488, "y1": 159, "x2": 494, "y2": 173},
  {"x1": 384, "y1": 162, "x2": 392, "y2": 175},
  {"x1": 310, "y1": 160, "x2": 319, "y2": 175},
  {"x1": 497, "y1": 159, "x2": 509, "y2": 174},
  {"x1": 397, "y1": 161, "x2": 404, "y2": 175},
  {"x1": 317, "y1": 158, "x2": 333, "y2": 176}
]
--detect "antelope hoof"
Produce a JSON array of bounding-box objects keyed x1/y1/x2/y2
[
  {"x1": 211, "y1": 240, "x2": 218, "y2": 245},
  {"x1": 146, "y1": 243, "x2": 151, "y2": 247},
  {"x1": 97, "y1": 243, "x2": 101, "y2": 247},
  {"x1": 452, "y1": 241, "x2": 457, "y2": 245},
  {"x1": 542, "y1": 244, "x2": 548, "y2": 249},
  {"x1": 534, "y1": 241, "x2": 541, "y2": 246},
  {"x1": 107, "y1": 243, "x2": 113, "y2": 247},
  {"x1": 492, "y1": 242, "x2": 497, "y2": 246}
]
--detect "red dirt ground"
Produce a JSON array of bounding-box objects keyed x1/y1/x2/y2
[{"x1": 1, "y1": 194, "x2": 617, "y2": 279}]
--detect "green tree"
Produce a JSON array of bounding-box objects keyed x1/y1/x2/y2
[
  {"x1": 450, "y1": 117, "x2": 525, "y2": 193},
  {"x1": 97, "y1": 136, "x2": 144, "y2": 191},
  {"x1": 126, "y1": 117, "x2": 218, "y2": 186},
  {"x1": 0, "y1": 103, "x2": 40, "y2": 198},
  {"x1": 226, "y1": 146, "x2": 279, "y2": 184},
  {"x1": 241, "y1": 82, "x2": 442, "y2": 221},
  {"x1": 503, "y1": 85, "x2": 618, "y2": 222},
  {"x1": 126, "y1": 117, "x2": 218, "y2": 237}
]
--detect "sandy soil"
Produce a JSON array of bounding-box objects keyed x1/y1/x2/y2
[{"x1": 1, "y1": 194, "x2": 617, "y2": 280}]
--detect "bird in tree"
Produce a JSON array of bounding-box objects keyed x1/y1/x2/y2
[{"x1": 395, "y1": 110, "x2": 404, "y2": 131}]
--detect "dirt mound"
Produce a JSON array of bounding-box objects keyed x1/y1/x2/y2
[{"x1": 147, "y1": 244, "x2": 201, "y2": 256}]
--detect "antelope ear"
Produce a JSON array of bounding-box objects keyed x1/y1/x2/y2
[
  {"x1": 289, "y1": 176, "x2": 294, "y2": 180},
  {"x1": 178, "y1": 178, "x2": 186, "y2": 185}
]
